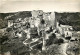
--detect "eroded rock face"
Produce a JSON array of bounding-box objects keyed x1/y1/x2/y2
[
  {"x1": 67, "y1": 40, "x2": 79, "y2": 54},
  {"x1": 45, "y1": 43, "x2": 68, "y2": 55}
]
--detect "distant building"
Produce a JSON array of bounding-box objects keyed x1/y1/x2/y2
[{"x1": 8, "y1": 20, "x2": 13, "y2": 27}]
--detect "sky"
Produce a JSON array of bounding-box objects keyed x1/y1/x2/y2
[{"x1": 0, "y1": 0, "x2": 80, "y2": 13}]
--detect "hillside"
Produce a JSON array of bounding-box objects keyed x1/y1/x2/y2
[{"x1": 55, "y1": 12, "x2": 80, "y2": 31}]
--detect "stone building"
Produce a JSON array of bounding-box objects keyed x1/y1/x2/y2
[
  {"x1": 8, "y1": 20, "x2": 13, "y2": 27},
  {"x1": 60, "y1": 25, "x2": 73, "y2": 37}
]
